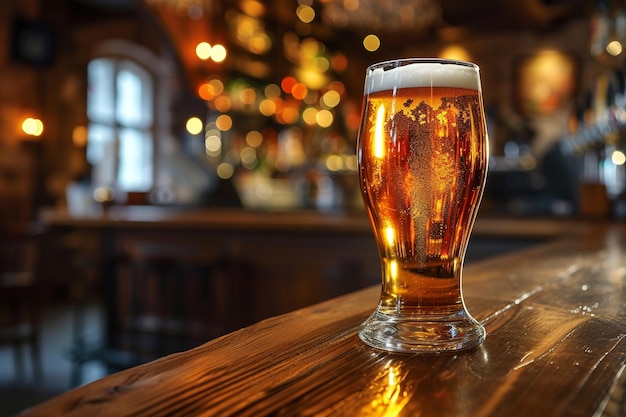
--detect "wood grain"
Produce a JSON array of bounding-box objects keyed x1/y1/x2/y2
[{"x1": 19, "y1": 222, "x2": 626, "y2": 417}]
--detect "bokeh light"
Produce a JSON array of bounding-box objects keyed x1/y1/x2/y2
[
  {"x1": 296, "y1": 5, "x2": 315, "y2": 23},
  {"x1": 291, "y1": 83, "x2": 308, "y2": 100},
  {"x1": 281, "y1": 76, "x2": 298, "y2": 94},
  {"x1": 211, "y1": 44, "x2": 227, "y2": 62},
  {"x1": 214, "y1": 95, "x2": 232, "y2": 112},
  {"x1": 246, "y1": 130, "x2": 263, "y2": 147},
  {"x1": 316, "y1": 109, "x2": 333, "y2": 127},
  {"x1": 259, "y1": 99, "x2": 277, "y2": 116},
  {"x1": 216, "y1": 162, "x2": 235, "y2": 179},
  {"x1": 72, "y1": 125, "x2": 87, "y2": 146},
  {"x1": 612, "y1": 150, "x2": 626, "y2": 165},
  {"x1": 607, "y1": 40, "x2": 623, "y2": 57},
  {"x1": 363, "y1": 34, "x2": 381, "y2": 52},
  {"x1": 264, "y1": 84, "x2": 282, "y2": 98},
  {"x1": 302, "y1": 107, "x2": 318, "y2": 125},
  {"x1": 196, "y1": 42, "x2": 212, "y2": 60},
  {"x1": 186, "y1": 117, "x2": 203, "y2": 135},
  {"x1": 321, "y1": 90, "x2": 341, "y2": 108},
  {"x1": 240, "y1": 87, "x2": 257, "y2": 105},
  {"x1": 205, "y1": 134, "x2": 222, "y2": 156},
  {"x1": 216, "y1": 114, "x2": 233, "y2": 131},
  {"x1": 22, "y1": 117, "x2": 44, "y2": 137},
  {"x1": 439, "y1": 45, "x2": 471, "y2": 62}
]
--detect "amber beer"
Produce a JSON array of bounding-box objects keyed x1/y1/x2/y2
[{"x1": 357, "y1": 59, "x2": 488, "y2": 353}]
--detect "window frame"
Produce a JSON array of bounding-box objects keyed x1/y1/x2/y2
[{"x1": 86, "y1": 40, "x2": 167, "y2": 194}]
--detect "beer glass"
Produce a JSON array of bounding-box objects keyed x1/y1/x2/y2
[{"x1": 357, "y1": 58, "x2": 488, "y2": 353}]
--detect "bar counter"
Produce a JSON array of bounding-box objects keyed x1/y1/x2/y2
[
  {"x1": 39, "y1": 206, "x2": 580, "y2": 239},
  {"x1": 20, "y1": 219, "x2": 626, "y2": 416},
  {"x1": 37, "y1": 208, "x2": 582, "y2": 333}
]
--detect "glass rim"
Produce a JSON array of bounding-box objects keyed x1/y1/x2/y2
[{"x1": 366, "y1": 58, "x2": 478, "y2": 73}]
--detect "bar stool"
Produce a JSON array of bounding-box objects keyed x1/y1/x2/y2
[
  {"x1": 0, "y1": 223, "x2": 45, "y2": 381},
  {"x1": 70, "y1": 240, "x2": 251, "y2": 385}
]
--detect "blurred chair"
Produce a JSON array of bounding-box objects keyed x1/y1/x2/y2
[
  {"x1": 0, "y1": 223, "x2": 45, "y2": 381},
  {"x1": 70, "y1": 240, "x2": 251, "y2": 386}
]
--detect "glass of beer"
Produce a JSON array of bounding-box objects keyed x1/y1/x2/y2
[{"x1": 357, "y1": 58, "x2": 488, "y2": 353}]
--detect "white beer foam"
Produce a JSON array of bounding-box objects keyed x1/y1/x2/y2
[{"x1": 365, "y1": 60, "x2": 480, "y2": 95}]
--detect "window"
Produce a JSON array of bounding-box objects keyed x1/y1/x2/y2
[{"x1": 87, "y1": 57, "x2": 154, "y2": 192}]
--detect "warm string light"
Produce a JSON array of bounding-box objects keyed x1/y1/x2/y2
[
  {"x1": 193, "y1": 7, "x2": 352, "y2": 137},
  {"x1": 193, "y1": 73, "x2": 360, "y2": 185},
  {"x1": 185, "y1": 0, "x2": 363, "y2": 198},
  {"x1": 195, "y1": 42, "x2": 227, "y2": 62},
  {"x1": 186, "y1": 117, "x2": 203, "y2": 135},
  {"x1": 197, "y1": 74, "x2": 349, "y2": 129},
  {"x1": 21, "y1": 117, "x2": 44, "y2": 137}
]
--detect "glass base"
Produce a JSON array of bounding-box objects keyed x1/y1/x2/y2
[{"x1": 358, "y1": 309, "x2": 485, "y2": 354}]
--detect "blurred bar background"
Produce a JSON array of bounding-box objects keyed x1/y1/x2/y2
[{"x1": 0, "y1": 0, "x2": 623, "y2": 414}]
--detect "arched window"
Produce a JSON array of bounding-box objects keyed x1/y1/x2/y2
[{"x1": 87, "y1": 56, "x2": 154, "y2": 192}]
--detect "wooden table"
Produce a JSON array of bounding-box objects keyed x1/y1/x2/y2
[{"x1": 20, "y1": 221, "x2": 626, "y2": 417}]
